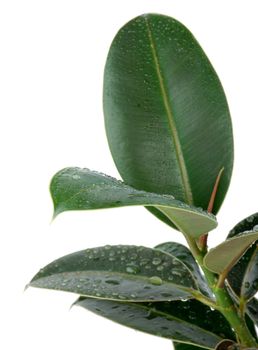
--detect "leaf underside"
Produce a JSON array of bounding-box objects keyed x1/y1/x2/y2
[
  {"x1": 155, "y1": 242, "x2": 213, "y2": 299},
  {"x1": 50, "y1": 167, "x2": 217, "y2": 238},
  {"x1": 203, "y1": 231, "x2": 258, "y2": 275},
  {"x1": 103, "y1": 13, "x2": 233, "y2": 227}
]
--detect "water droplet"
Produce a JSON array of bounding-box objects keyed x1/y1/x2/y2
[
  {"x1": 247, "y1": 215, "x2": 255, "y2": 223},
  {"x1": 149, "y1": 276, "x2": 163, "y2": 285},
  {"x1": 171, "y1": 270, "x2": 182, "y2": 277},
  {"x1": 140, "y1": 259, "x2": 149, "y2": 266},
  {"x1": 152, "y1": 258, "x2": 162, "y2": 265},
  {"x1": 126, "y1": 266, "x2": 138, "y2": 274},
  {"x1": 157, "y1": 265, "x2": 164, "y2": 271},
  {"x1": 105, "y1": 279, "x2": 120, "y2": 285},
  {"x1": 143, "y1": 285, "x2": 151, "y2": 290},
  {"x1": 244, "y1": 281, "x2": 250, "y2": 288},
  {"x1": 72, "y1": 174, "x2": 81, "y2": 180},
  {"x1": 118, "y1": 294, "x2": 127, "y2": 300}
]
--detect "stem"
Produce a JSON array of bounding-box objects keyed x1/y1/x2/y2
[{"x1": 185, "y1": 235, "x2": 257, "y2": 348}]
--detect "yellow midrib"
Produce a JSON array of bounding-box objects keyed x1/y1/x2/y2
[{"x1": 144, "y1": 17, "x2": 193, "y2": 205}]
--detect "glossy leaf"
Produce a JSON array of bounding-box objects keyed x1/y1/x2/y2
[
  {"x1": 227, "y1": 213, "x2": 258, "y2": 301},
  {"x1": 50, "y1": 167, "x2": 217, "y2": 238},
  {"x1": 75, "y1": 298, "x2": 235, "y2": 349},
  {"x1": 246, "y1": 298, "x2": 258, "y2": 327},
  {"x1": 104, "y1": 13, "x2": 233, "y2": 229},
  {"x1": 203, "y1": 231, "x2": 258, "y2": 274},
  {"x1": 29, "y1": 245, "x2": 199, "y2": 302},
  {"x1": 155, "y1": 242, "x2": 213, "y2": 299},
  {"x1": 173, "y1": 343, "x2": 204, "y2": 350}
]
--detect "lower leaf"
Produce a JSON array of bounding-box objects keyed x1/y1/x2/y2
[{"x1": 75, "y1": 298, "x2": 235, "y2": 349}]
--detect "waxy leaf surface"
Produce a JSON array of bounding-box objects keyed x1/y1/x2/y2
[
  {"x1": 104, "y1": 13, "x2": 233, "y2": 227},
  {"x1": 75, "y1": 298, "x2": 234, "y2": 349},
  {"x1": 246, "y1": 298, "x2": 258, "y2": 327},
  {"x1": 204, "y1": 231, "x2": 258, "y2": 274},
  {"x1": 155, "y1": 242, "x2": 213, "y2": 299},
  {"x1": 50, "y1": 167, "x2": 217, "y2": 238},
  {"x1": 227, "y1": 213, "x2": 258, "y2": 301},
  {"x1": 29, "y1": 245, "x2": 199, "y2": 302}
]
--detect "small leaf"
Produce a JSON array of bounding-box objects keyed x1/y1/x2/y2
[
  {"x1": 103, "y1": 13, "x2": 234, "y2": 225},
  {"x1": 29, "y1": 245, "x2": 199, "y2": 302},
  {"x1": 203, "y1": 231, "x2": 258, "y2": 275},
  {"x1": 155, "y1": 242, "x2": 213, "y2": 299},
  {"x1": 50, "y1": 167, "x2": 217, "y2": 238},
  {"x1": 75, "y1": 298, "x2": 234, "y2": 349},
  {"x1": 227, "y1": 213, "x2": 258, "y2": 301}
]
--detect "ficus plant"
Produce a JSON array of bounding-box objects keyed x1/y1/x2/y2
[{"x1": 28, "y1": 14, "x2": 258, "y2": 350}]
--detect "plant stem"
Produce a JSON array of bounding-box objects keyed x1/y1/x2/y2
[{"x1": 185, "y1": 235, "x2": 257, "y2": 348}]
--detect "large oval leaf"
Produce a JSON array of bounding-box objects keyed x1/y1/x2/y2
[
  {"x1": 29, "y1": 245, "x2": 199, "y2": 302},
  {"x1": 155, "y1": 242, "x2": 213, "y2": 299},
  {"x1": 227, "y1": 213, "x2": 258, "y2": 301},
  {"x1": 75, "y1": 298, "x2": 235, "y2": 349},
  {"x1": 204, "y1": 231, "x2": 258, "y2": 275},
  {"x1": 50, "y1": 167, "x2": 217, "y2": 238},
  {"x1": 103, "y1": 13, "x2": 233, "y2": 226}
]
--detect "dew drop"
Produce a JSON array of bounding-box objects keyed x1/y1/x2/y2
[
  {"x1": 126, "y1": 266, "x2": 137, "y2": 274},
  {"x1": 149, "y1": 276, "x2": 163, "y2": 286},
  {"x1": 105, "y1": 279, "x2": 120, "y2": 285},
  {"x1": 152, "y1": 258, "x2": 162, "y2": 265},
  {"x1": 244, "y1": 281, "x2": 250, "y2": 288}
]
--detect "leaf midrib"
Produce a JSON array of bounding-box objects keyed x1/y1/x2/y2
[
  {"x1": 31, "y1": 270, "x2": 196, "y2": 295},
  {"x1": 144, "y1": 16, "x2": 193, "y2": 205}
]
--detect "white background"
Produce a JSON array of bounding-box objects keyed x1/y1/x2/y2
[{"x1": 1, "y1": 0, "x2": 258, "y2": 349}]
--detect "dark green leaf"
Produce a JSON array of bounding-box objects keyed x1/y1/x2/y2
[
  {"x1": 203, "y1": 231, "x2": 258, "y2": 274},
  {"x1": 173, "y1": 343, "x2": 204, "y2": 350},
  {"x1": 50, "y1": 167, "x2": 217, "y2": 238},
  {"x1": 103, "y1": 13, "x2": 233, "y2": 228},
  {"x1": 245, "y1": 313, "x2": 258, "y2": 341},
  {"x1": 246, "y1": 298, "x2": 258, "y2": 327},
  {"x1": 155, "y1": 242, "x2": 213, "y2": 299},
  {"x1": 227, "y1": 213, "x2": 258, "y2": 301},
  {"x1": 75, "y1": 298, "x2": 235, "y2": 349},
  {"x1": 29, "y1": 245, "x2": 199, "y2": 302}
]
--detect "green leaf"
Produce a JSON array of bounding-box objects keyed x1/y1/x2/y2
[
  {"x1": 173, "y1": 343, "x2": 204, "y2": 350},
  {"x1": 103, "y1": 13, "x2": 233, "y2": 228},
  {"x1": 75, "y1": 298, "x2": 235, "y2": 349},
  {"x1": 155, "y1": 242, "x2": 213, "y2": 299},
  {"x1": 29, "y1": 245, "x2": 200, "y2": 302},
  {"x1": 227, "y1": 213, "x2": 258, "y2": 301},
  {"x1": 246, "y1": 298, "x2": 258, "y2": 327},
  {"x1": 203, "y1": 231, "x2": 258, "y2": 275},
  {"x1": 50, "y1": 167, "x2": 217, "y2": 238}
]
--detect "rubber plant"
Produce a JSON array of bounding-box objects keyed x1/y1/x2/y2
[{"x1": 28, "y1": 14, "x2": 258, "y2": 350}]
